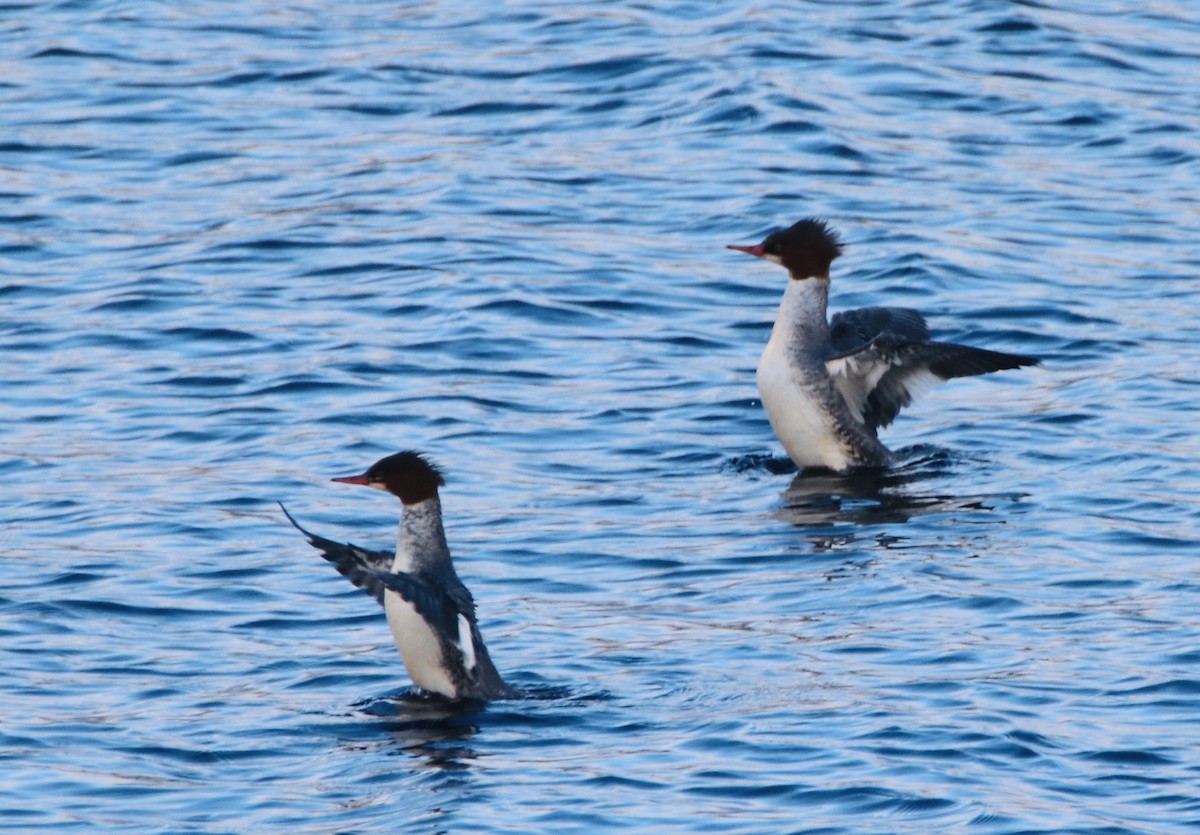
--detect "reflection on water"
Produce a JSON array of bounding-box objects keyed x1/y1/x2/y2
[
  {"x1": 775, "y1": 447, "x2": 1021, "y2": 527},
  {"x1": 355, "y1": 691, "x2": 484, "y2": 770},
  {"x1": 350, "y1": 683, "x2": 590, "y2": 771}
]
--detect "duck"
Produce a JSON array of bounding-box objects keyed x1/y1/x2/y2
[
  {"x1": 728, "y1": 218, "x2": 1038, "y2": 471},
  {"x1": 282, "y1": 450, "x2": 513, "y2": 701}
]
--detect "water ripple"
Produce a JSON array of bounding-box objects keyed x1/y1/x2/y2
[{"x1": 2, "y1": 0, "x2": 1200, "y2": 832}]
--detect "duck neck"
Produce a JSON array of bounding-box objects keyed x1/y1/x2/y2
[
  {"x1": 394, "y1": 495, "x2": 451, "y2": 575},
  {"x1": 772, "y1": 276, "x2": 832, "y2": 361}
]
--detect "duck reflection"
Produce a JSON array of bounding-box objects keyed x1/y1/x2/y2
[
  {"x1": 773, "y1": 447, "x2": 1006, "y2": 527},
  {"x1": 356, "y1": 691, "x2": 486, "y2": 770},
  {"x1": 352, "y1": 682, "x2": 575, "y2": 769}
]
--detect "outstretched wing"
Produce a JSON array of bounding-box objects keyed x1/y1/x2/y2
[
  {"x1": 828, "y1": 335, "x2": 1038, "y2": 431},
  {"x1": 280, "y1": 503, "x2": 394, "y2": 607},
  {"x1": 280, "y1": 504, "x2": 466, "y2": 655}
]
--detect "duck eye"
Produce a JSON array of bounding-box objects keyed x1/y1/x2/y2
[{"x1": 764, "y1": 242, "x2": 780, "y2": 255}]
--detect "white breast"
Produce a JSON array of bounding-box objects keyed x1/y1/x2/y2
[
  {"x1": 757, "y1": 333, "x2": 855, "y2": 471},
  {"x1": 384, "y1": 592, "x2": 457, "y2": 698}
]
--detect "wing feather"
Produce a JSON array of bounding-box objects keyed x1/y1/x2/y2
[
  {"x1": 827, "y1": 337, "x2": 1037, "y2": 431},
  {"x1": 280, "y1": 503, "x2": 391, "y2": 606},
  {"x1": 830, "y1": 306, "x2": 929, "y2": 353}
]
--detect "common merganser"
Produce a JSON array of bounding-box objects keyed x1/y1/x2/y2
[
  {"x1": 728, "y1": 218, "x2": 1038, "y2": 472},
  {"x1": 281, "y1": 451, "x2": 513, "y2": 701}
]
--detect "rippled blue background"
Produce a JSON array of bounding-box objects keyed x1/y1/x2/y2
[{"x1": 4, "y1": 1, "x2": 1200, "y2": 831}]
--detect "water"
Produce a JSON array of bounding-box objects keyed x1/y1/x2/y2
[{"x1": 3, "y1": 1, "x2": 1200, "y2": 831}]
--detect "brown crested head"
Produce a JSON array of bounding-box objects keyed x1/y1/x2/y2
[
  {"x1": 727, "y1": 218, "x2": 844, "y2": 280},
  {"x1": 331, "y1": 450, "x2": 446, "y2": 505}
]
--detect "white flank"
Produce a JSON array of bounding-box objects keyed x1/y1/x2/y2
[{"x1": 457, "y1": 613, "x2": 477, "y2": 673}]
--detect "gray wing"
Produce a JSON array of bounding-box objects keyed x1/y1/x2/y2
[
  {"x1": 830, "y1": 306, "x2": 929, "y2": 353},
  {"x1": 827, "y1": 335, "x2": 1038, "y2": 431},
  {"x1": 280, "y1": 503, "x2": 394, "y2": 607}
]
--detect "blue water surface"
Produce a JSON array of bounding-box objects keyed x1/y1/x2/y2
[{"x1": 3, "y1": 1, "x2": 1200, "y2": 831}]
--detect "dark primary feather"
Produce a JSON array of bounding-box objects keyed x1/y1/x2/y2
[
  {"x1": 831, "y1": 335, "x2": 1039, "y2": 431},
  {"x1": 280, "y1": 503, "x2": 394, "y2": 607}
]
